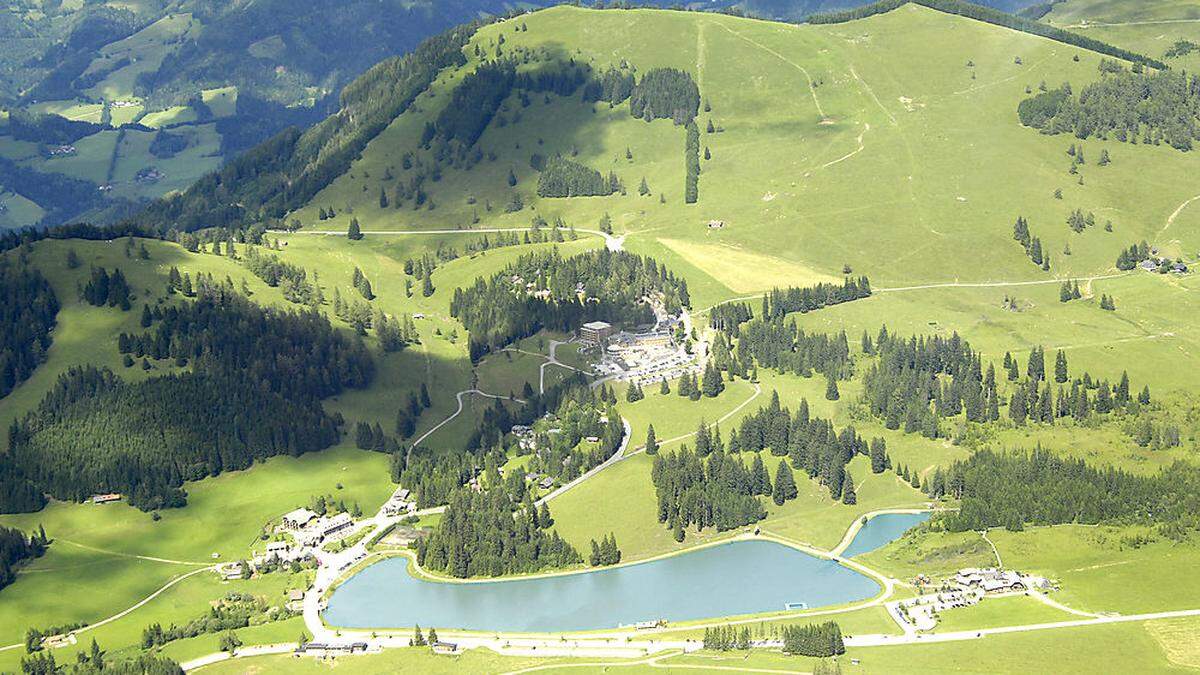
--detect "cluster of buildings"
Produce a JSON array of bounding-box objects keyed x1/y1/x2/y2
[
  {"x1": 888, "y1": 568, "x2": 1054, "y2": 633},
  {"x1": 1138, "y1": 257, "x2": 1189, "y2": 274},
  {"x1": 578, "y1": 310, "x2": 701, "y2": 387},
  {"x1": 280, "y1": 508, "x2": 354, "y2": 548}
]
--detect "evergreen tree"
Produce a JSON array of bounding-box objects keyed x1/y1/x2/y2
[
  {"x1": 645, "y1": 424, "x2": 659, "y2": 455},
  {"x1": 347, "y1": 218, "x2": 362, "y2": 241},
  {"x1": 773, "y1": 460, "x2": 798, "y2": 505},
  {"x1": 841, "y1": 472, "x2": 857, "y2": 504},
  {"x1": 825, "y1": 375, "x2": 840, "y2": 401}
]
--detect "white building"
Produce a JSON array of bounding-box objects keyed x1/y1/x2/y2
[{"x1": 281, "y1": 508, "x2": 318, "y2": 530}]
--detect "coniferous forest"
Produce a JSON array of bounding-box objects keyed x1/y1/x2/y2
[
  {"x1": 7, "y1": 281, "x2": 373, "y2": 512},
  {"x1": 0, "y1": 525, "x2": 48, "y2": 593},
  {"x1": 416, "y1": 474, "x2": 581, "y2": 577},
  {"x1": 927, "y1": 449, "x2": 1200, "y2": 536},
  {"x1": 450, "y1": 249, "x2": 689, "y2": 361},
  {"x1": 1019, "y1": 69, "x2": 1200, "y2": 151},
  {"x1": 0, "y1": 263, "x2": 59, "y2": 400}
]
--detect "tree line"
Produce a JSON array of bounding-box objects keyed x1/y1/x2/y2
[
  {"x1": 0, "y1": 262, "x2": 58, "y2": 401},
  {"x1": 123, "y1": 19, "x2": 486, "y2": 234},
  {"x1": 0, "y1": 525, "x2": 48, "y2": 594},
  {"x1": 926, "y1": 448, "x2": 1200, "y2": 536},
  {"x1": 709, "y1": 278, "x2": 872, "y2": 336}
]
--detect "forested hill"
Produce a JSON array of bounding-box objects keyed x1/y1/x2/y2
[{"x1": 3, "y1": 277, "x2": 374, "y2": 513}]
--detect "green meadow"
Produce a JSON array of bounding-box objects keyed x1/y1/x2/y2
[{"x1": 5, "y1": 2, "x2": 1200, "y2": 670}]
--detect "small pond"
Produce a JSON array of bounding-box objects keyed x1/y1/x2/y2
[{"x1": 840, "y1": 512, "x2": 931, "y2": 559}]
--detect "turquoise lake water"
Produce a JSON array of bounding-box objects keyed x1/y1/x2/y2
[
  {"x1": 325, "y1": 533, "x2": 902, "y2": 632},
  {"x1": 840, "y1": 512, "x2": 931, "y2": 559}
]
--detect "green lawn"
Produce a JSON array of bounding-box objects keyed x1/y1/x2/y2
[
  {"x1": 932, "y1": 594, "x2": 1075, "y2": 633},
  {"x1": 0, "y1": 446, "x2": 393, "y2": 651}
]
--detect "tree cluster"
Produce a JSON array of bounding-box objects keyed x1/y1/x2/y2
[
  {"x1": 1019, "y1": 70, "x2": 1199, "y2": 151},
  {"x1": 81, "y1": 267, "x2": 132, "y2": 310},
  {"x1": 629, "y1": 68, "x2": 701, "y2": 124},
  {"x1": 536, "y1": 156, "x2": 618, "y2": 198},
  {"x1": 450, "y1": 249, "x2": 689, "y2": 361},
  {"x1": 703, "y1": 625, "x2": 751, "y2": 651},
  {"x1": 588, "y1": 533, "x2": 622, "y2": 566},
  {"x1": 651, "y1": 444, "x2": 771, "y2": 540},
  {"x1": 781, "y1": 621, "x2": 846, "y2": 657},
  {"x1": 1011, "y1": 216, "x2": 1048, "y2": 270},
  {"x1": 0, "y1": 263, "x2": 58, "y2": 400},
  {"x1": 416, "y1": 480, "x2": 580, "y2": 578}
]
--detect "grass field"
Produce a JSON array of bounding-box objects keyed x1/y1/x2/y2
[
  {"x1": 865, "y1": 523, "x2": 1200, "y2": 616},
  {"x1": 1044, "y1": 0, "x2": 1200, "y2": 72},
  {"x1": 932, "y1": 594, "x2": 1075, "y2": 632},
  {"x1": 6, "y1": 4, "x2": 1200, "y2": 670}
]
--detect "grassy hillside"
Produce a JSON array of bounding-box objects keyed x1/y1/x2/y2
[
  {"x1": 4, "y1": 3, "x2": 1200, "y2": 671},
  {"x1": 1043, "y1": 0, "x2": 1200, "y2": 71}
]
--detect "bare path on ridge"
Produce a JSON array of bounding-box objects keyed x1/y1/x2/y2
[
  {"x1": 713, "y1": 23, "x2": 824, "y2": 118},
  {"x1": 1161, "y1": 192, "x2": 1200, "y2": 235}
]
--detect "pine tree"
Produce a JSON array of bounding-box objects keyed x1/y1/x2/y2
[
  {"x1": 841, "y1": 472, "x2": 857, "y2": 504},
  {"x1": 824, "y1": 375, "x2": 840, "y2": 401},
  {"x1": 645, "y1": 424, "x2": 659, "y2": 455},
  {"x1": 1055, "y1": 349, "x2": 1068, "y2": 383},
  {"x1": 773, "y1": 460, "x2": 797, "y2": 505},
  {"x1": 869, "y1": 438, "x2": 888, "y2": 473},
  {"x1": 347, "y1": 218, "x2": 362, "y2": 241},
  {"x1": 412, "y1": 625, "x2": 426, "y2": 647}
]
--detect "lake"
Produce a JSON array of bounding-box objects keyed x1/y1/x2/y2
[
  {"x1": 840, "y1": 512, "x2": 931, "y2": 559},
  {"x1": 325, "y1": 539, "x2": 882, "y2": 632}
]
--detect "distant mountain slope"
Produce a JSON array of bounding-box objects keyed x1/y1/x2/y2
[{"x1": 1040, "y1": 0, "x2": 1200, "y2": 71}]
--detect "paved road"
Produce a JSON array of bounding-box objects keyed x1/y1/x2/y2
[{"x1": 536, "y1": 418, "x2": 632, "y2": 506}]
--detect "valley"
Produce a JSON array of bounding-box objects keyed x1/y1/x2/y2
[{"x1": 3, "y1": 1, "x2": 1200, "y2": 673}]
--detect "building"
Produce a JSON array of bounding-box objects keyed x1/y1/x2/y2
[
  {"x1": 318, "y1": 512, "x2": 354, "y2": 539},
  {"x1": 91, "y1": 493, "x2": 121, "y2": 504},
  {"x1": 282, "y1": 508, "x2": 318, "y2": 530},
  {"x1": 954, "y1": 568, "x2": 1027, "y2": 594},
  {"x1": 707, "y1": 219, "x2": 726, "y2": 229},
  {"x1": 432, "y1": 641, "x2": 459, "y2": 655},
  {"x1": 579, "y1": 320, "x2": 614, "y2": 347}
]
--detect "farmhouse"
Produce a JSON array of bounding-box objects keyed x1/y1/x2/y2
[
  {"x1": 91, "y1": 493, "x2": 121, "y2": 504},
  {"x1": 282, "y1": 508, "x2": 318, "y2": 530},
  {"x1": 579, "y1": 320, "x2": 614, "y2": 347},
  {"x1": 432, "y1": 641, "x2": 459, "y2": 655}
]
